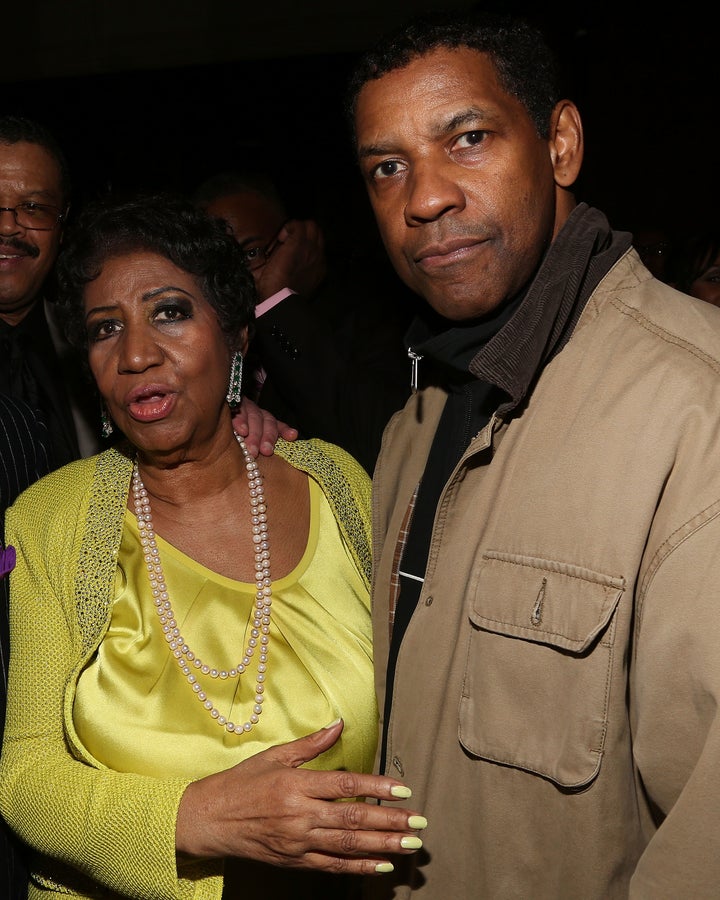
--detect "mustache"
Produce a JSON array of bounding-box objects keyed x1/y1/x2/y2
[{"x1": 0, "y1": 237, "x2": 40, "y2": 258}]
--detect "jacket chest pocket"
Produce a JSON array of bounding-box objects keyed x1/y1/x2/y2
[{"x1": 459, "y1": 551, "x2": 625, "y2": 789}]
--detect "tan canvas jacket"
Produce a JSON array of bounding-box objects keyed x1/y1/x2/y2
[{"x1": 369, "y1": 249, "x2": 720, "y2": 899}]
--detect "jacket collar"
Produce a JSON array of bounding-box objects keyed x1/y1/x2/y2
[{"x1": 407, "y1": 204, "x2": 632, "y2": 410}]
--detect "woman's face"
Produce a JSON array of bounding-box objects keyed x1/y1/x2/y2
[{"x1": 84, "y1": 250, "x2": 245, "y2": 457}]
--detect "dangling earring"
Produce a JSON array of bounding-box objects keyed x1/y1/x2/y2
[
  {"x1": 226, "y1": 351, "x2": 244, "y2": 407},
  {"x1": 100, "y1": 402, "x2": 114, "y2": 438}
]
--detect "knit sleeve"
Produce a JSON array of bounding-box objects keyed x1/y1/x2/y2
[
  {"x1": 0, "y1": 458, "x2": 214, "y2": 900},
  {"x1": 275, "y1": 438, "x2": 372, "y2": 588}
]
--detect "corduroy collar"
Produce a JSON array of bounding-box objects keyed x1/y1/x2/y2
[{"x1": 406, "y1": 204, "x2": 632, "y2": 411}]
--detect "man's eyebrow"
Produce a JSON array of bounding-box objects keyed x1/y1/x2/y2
[
  {"x1": 20, "y1": 188, "x2": 62, "y2": 201},
  {"x1": 357, "y1": 141, "x2": 396, "y2": 161},
  {"x1": 432, "y1": 106, "x2": 492, "y2": 137},
  {"x1": 358, "y1": 106, "x2": 493, "y2": 159}
]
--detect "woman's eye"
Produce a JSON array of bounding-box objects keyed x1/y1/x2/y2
[
  {"x1": 88, "y1": 320, "x2": 120, "y2": 342},
  {"x1": 155, "y1": 303, "x2": 191, "y2": 322}
]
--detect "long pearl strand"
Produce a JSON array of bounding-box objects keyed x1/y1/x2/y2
[{"x1": 131, "y1": 432, "x2": 272, "y2": 734}]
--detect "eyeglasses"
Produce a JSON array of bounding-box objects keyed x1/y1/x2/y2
[
  {"x1": 241, "y1": 223, "x2": 287, "y2": 272},
  {"x1": 0, "y1": 202, "x2": 65, "y2": 231}
]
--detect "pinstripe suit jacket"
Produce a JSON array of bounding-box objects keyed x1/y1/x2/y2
[{"x1": 0, "y1": 392, "x2": 50, "y2": 900}]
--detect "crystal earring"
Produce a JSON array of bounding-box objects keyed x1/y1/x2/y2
[
  {"x1": 100, "y1": 402, "x2": 114, "y2": 438},
  {"x1": 226, "y1": 351, "x2": 244, "y2": 407}
]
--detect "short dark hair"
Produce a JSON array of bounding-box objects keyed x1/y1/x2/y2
[
  {"x1": 192, "y1": 170, "x2": 286, "y2": 214},
  {"x1": 345, "y1": 10, "x2": 561, "y2": 142},
  {"x1": 56, "y1": 191, "x2": 256, "y2": 351},
  {"x1": 0, "y1": 115, "x2": 72, "y2": 203}
]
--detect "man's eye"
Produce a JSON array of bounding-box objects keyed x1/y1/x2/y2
[
  {"x1": 244, "y1": 246, "x2": 263, "y2": 261},
  {"x1": 373, "y1": 160, "x2": 402, "y2": 180},
  {"x1": 454, "y1": 131, "x2": 485, "y2": 149}
]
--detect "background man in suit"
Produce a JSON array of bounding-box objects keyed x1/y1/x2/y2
[
  {"x1": 0, "y1": 115, "x2": 99, "y2": 468},
  {"x1": 194, "y1": 169, "x2": 414, "y2": 474}
]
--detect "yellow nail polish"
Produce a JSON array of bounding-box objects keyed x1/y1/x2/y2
[
  {"x1": 408, "y1": 815, "x2": 428, "y2": 830},
  {"x1": 400, "y1": 836, "x2": 423, "y2": 850},
  {"x1": 390, "y1": 785, "x2": 412, "y2": 798},
  {"x1": 375, "y1": 862, "x2": 394, "y2": 873}
]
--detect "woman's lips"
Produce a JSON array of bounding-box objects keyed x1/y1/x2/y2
[{"x1": 125, "y1": 387, "x2": 177, "y2": 422}]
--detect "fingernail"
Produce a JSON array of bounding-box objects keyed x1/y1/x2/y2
[
  {"x1": 390, "y1": 785, "x2": 412, "y2": 798},
  {"x1": 408, "y1": 815, "x2": 427, "y2": 830},
  {"x1": 322, "y1": 717, "x2": 342, "y2": 729},
  {"x1": 375, "y1": 862, "x2": 394, "y2": 873},
  {"x1": 400, "y1": 836, "x2": 423, "y2": 850}
]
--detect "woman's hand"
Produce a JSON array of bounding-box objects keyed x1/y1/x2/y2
[
  {"x1": 176, "y1": 719, "x2": 426, "y2": 875},
  {"x1": 232, "y1": 397, "x2": 298, "y2": 457}
]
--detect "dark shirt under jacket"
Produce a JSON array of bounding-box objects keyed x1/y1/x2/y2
[
  {"x1": 253, "y1": 256, "x2": 417, "y2": 476},
  {"x1": 0, "y1": 392, "x2": 51, "y2": 900},
  {"x1": 0, "y1": 300, "x2": 89, "y2": 470}
]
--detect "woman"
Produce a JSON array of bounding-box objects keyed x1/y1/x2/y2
[{"x1": 0, "y1": 194, "x2": 425, "y2": 900}]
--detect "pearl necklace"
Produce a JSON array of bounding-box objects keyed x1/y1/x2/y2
[{"x1": 131, "y1": 432, "x2": 271, "y2": 734}]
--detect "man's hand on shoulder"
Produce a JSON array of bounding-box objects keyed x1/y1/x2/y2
[{"x1": 232, "y1": 397, "x2": 299, "y2": 457}]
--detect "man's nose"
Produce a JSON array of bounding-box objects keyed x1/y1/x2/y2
[
  {"x1": 0, "y1": 208, "x2": 22, "y2": 235},
  {"x1": 404, "y1": 161, "x2": 465, "y2": 225}
]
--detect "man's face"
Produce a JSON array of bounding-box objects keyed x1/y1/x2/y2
[
  {"x1": 0, "y1": 141, "x2": 65, "y2": 325},
  {"x1": 355, "y1": 47, "x2": 559, "y2": 321},
  {"x1": 203, "y1": 190, "x2": 285, "y2": 279}
]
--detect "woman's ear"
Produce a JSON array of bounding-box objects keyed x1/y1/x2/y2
[
  {"x1": 237, "y1": 326, "x2": 250, "y2": 358},
  {"x1": 548, "y1": 100, "x2": 583, "y2": 188}
]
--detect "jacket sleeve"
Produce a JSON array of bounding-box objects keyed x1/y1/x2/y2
[
  {"x1": 630, "y1": 500, "x2": 720, "y2": 898},
  {"x1": 0, "y1": 485, "x2": 204, "y2": 900}
]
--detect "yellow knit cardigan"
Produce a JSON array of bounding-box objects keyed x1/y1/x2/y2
[{"x1": 0, "y1": 439, "x2": 372, "y2": 900}]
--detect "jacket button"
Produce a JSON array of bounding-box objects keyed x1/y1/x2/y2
[
  {"x1": 425, "y1": 595, "x2": 433, "y2": 606},
  {"x1": 392, "y1": 755, "x2": 404, "y2": 777}
]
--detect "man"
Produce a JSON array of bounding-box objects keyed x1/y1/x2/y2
[
  {"x1": 0, "y1": 116, "x2": 99, "y2": 468},
  {"x1": 195, "y1": 170, "x2": 413, "y2": 474},
  {"x1": 345, "y1": 10, "x2": 720, "y2": 898},
  {"x1": 0, "y1": 116, "x2": 100, "y2": 900}
]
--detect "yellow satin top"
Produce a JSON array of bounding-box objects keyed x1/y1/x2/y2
[{"x1": 74, "y1": 478, "x2": 377, "y2": 779}]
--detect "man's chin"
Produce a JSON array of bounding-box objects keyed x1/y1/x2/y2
[
  {"x1": 0, "y1": 280, "x2": 44, "y2": 321},
  {"x1": 421, "y1": 285, "x2": 505, "y2": 323}
]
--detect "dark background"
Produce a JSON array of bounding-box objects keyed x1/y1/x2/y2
[{"x1": 6, "y1": 0, "x2": 717, "y2": 255}]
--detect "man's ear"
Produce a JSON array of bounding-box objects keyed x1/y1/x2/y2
[{"x1": 548, "y1": 100, "x2": 583, "y2": 188}]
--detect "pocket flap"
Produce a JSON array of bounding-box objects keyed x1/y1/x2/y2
[{"x1": 471, "y1": 552, "x2": 625, "y2": 652}]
